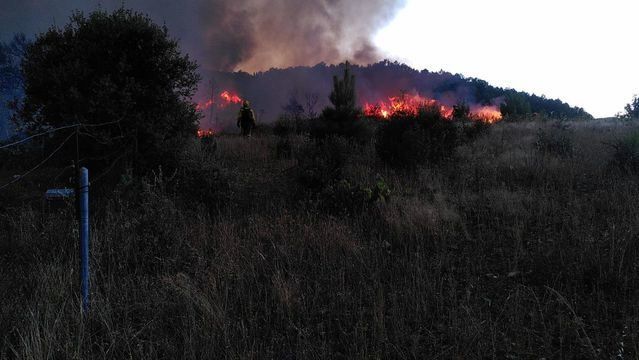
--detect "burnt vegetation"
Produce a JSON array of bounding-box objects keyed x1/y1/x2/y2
[{"x1": 2, "y1": 8, "x2": 639, "y2": 359}]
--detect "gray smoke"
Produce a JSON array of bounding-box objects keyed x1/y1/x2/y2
[
  {"x1": 0, "y1": 0, "x2": 407, "y2": 72},
  {"x1": 198, "y1": 0, "x2": 406, "y2": 71}
]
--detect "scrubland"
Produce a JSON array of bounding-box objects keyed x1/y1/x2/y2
[{"x1": 1, "y1": 118, "x2": 639, "y2": 359}]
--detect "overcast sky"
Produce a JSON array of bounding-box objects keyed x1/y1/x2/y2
[{"x1": 374, "y1": 0, "x2": 639, "y2": 118}]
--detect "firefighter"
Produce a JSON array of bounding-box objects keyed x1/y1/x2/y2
[{"x1": 237, "y1": 100, "x2": 256, "y2": 137}]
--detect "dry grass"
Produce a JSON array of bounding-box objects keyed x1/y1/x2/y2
[{"x1": 2, "y1": 118, "x2": 639, "y2": 359}]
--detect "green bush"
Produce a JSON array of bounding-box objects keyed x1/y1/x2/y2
[
  {"x1": 173, "y1": 140, "x2": 230, "y2": 210},
  {"x1": 308, "y1": 62, "x2": 374, "y2": 142},
  {"x1": 610, "y1": 131, "x2": 639, "y2": 174},
  {"x1": 15, "y1": 9, "x2": 200, "y2": 174},
  {"x1": 108, "y1": 171, "x2": 200, "y2": 274},
  {"x1": 309, "y1": 108, "x2": 374, "y2": 142},
  {"x1": 376, "y1": 106, "x2": 459, "y2": 169},
  {"x1": 318, "y1": 177, "x2": 390, "y2": 216},
  {"x1": 622, "y1": 95, "x2": 639, "y2": 119},
  {"x1": 295, "y1": 136, "x2": 349, "y2": 191},
  {"x1": 294, "y1": 135, "x2": 391, "y2": 215},
  {"x1": 535, "y1": 123, "x2": 573, "y2": 157},
  {"x1": 275, "y1": 137, "x2": 292, "y2": 159},
  {"x1": 461, "y1": 120, "x2": 491, "y2": 142}
]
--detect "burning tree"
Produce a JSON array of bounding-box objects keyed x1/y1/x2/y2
[{"x1": 15, "y1": 9, "x2": 200, "y2": 173}]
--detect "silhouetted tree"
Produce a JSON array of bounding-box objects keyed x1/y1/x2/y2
[
  {"x1": 311, "y1": 62, "x2": 371, "y2": 140},
  {"x1": 15, "y1": 9, "x2": 200, "y2": 173},
  {"x1": 304, "y1": 92, "x2": 319, "y2": 119},
  {"x1": 283, "y1": 95, "x2": 304, "y2": 120},
  {"x1": 329, "y1": 61, "x2": 356, "y2": 112},
  {"x1": 452, "y1": 101, "x2": 470, "y2": 120},
  {"x1": 623, "y1": 95, "x2": 639, "y2": 119},
  {"x1": 500, "y1": 91, "x2": 532, "y2": 118},
  {"x1": 376, "y1": 105, "x2": 459, "y2": 170},
  {"x1": 0, "y1": 33, "x2": 28, "y2": 139}
]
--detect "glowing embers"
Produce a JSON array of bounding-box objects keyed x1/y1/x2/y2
[{"x1": 197, "y1": 128, "x2": 216, "y2": 138}]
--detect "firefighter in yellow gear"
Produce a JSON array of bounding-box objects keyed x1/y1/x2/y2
[{"x1": 237, "y1": 100, "x2": 256, "y2": 136}]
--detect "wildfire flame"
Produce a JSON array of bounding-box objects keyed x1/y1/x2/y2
[
  {"x1": 469, "y1": 105, "x2": 502, "y2": 123},
  {"x1": 196, "y1": 90, "x2": 244, "y2": 111},
  {"x1": 364, "y1": 94, "x2": 452, "y2": 119},
  {"x1": 197, "y1": 128, "x2": 216, "y2": 138},
  {"x1": 364, "y1": 93, "x2": 502, "y2": 123},
  {"x1": 220, "y1": 90, "x2": 242, "y2": 104}
]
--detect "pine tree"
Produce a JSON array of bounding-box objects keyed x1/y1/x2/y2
[
  {"x1": 329, "y1": 61, "x2": 356, "y2": 113},
  {"x1": 311, "y1": 61, "x2": 370, "y2": 140}
]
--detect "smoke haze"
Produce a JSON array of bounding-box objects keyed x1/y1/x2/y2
[{"x1": 0, "y1": 0, "x2": 407, "y2": 72}]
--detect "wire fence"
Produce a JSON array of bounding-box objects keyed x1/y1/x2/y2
[
  {"x1": 0, "y1": 120, "x2": 122, "y2": 150},
  {"x1": 0, "y1": 120, "x2": 122, "y2": 191},
  {"x1": 0, "y1": 131, "x2": 76, "y2": 191}
]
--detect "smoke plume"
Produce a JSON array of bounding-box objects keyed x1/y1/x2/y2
[
  {"x1": 1, "y1": 0, "x2": 406, "y2": 72},
  {"x1": 197, "y1": 0, "x2": 406, "y2": 71}
]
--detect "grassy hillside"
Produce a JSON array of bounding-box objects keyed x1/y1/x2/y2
[{"x1": 1, "y1": 118, "x2": 639, "y2": 358}]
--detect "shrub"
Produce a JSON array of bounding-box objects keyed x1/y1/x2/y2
[
  {"x1": 295, "y1": 136, "x2": 349, "y2": 191},
  {"x1": 376, "y1": 106, "x2": 459, "y2": 169},
  {"x1": 106, "y1": 172, "x2": 200, "y2": 275},
  {"x1": 15, "y1": 9, "x2": 200, "y2": 174},
  {"x1": 452, "y1": 102, "x2": 470, "y2": 120},
  {"x1": 273, "y1": 115, "x2": 310, "y2": 137},
  {"x1": 461, "y1": 120, "x2": 491, "y2": 142},
  {"x1": 309, "y1": 108, "x2": 374, "y2": 142},
  {"x1": 318, "y1": 177, "x2": 390, "y2": 216},
  {"x1": 535, "y1": 123, "x2": 573, "y2": 157},
  {"x1": 173, "y1": 139, "x2": 230, "y2": 210},
  {"x1": 308, "y1": 62, "x2": 374, "y2": 142},
  {"x1": 273, "y1": 116, "x2": 295, "y2": 137},
  {"x1": 610, "y1": 131, "x2": 639, "y2": 174},
  {"x1": 275, "y1": 137, "x2": 292, "y2": 159},
  {"x1": 622, "y1": 95, "x2": 639, "y2": 119}
]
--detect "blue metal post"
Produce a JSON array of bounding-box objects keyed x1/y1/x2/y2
[{"x1": 79, "y1": 167, "x2": 90, "y2": 314}]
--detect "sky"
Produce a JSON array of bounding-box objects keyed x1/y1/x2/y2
[
  {"x1": 374, "y1": 0, "x2": 639, "y2": 118},
  {"x1": 1, "y1": 0, "x2": 637, "y2": 118}
]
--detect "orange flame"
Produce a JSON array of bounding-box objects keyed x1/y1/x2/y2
[
  {"x1": 195, "y1": 90, "x2": 245, "y2": 135},
  {"x1": 470, "y1": 105, "x2": 502, "y2": 123},
  {"x1": 364, "y1": 93, "x2": 502, "y2": 123},
  {"x1": 196, "y1": 99, "x2": 214, "y2": 111},
  {"x1": 197, "y1": 128, "x2": 216, "y2": 138},
  {"x1": 220, "y1": 90, "x2": 242, "y2": 105},
  {"x1": 196, "y1": 90, "x2": 244, "y2": 111},
  {"x1": 364, "y1": 94, "x2": 453, "y2": 119}
]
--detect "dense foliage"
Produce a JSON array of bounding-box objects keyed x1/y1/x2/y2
[
  {"x1": 309, "y1": 62, "x2": 373, "y2": 140},
  {"x1": 15, "y1": 9, "x2": 200, "y2": 173},
  {"x1": 0, "y1": 33, "x2": 28, "y2": 139},
  {"x1": 610, "y1": 131, "x2": 639, "y2": 173},
  {"x1": 623, "y1": 95, "x2": 639, "y2": 119},
  {"x1": 500, "y1": 89, "x2": 591, "y2": 119},
  {"x1": 376, "y1": 105, "x2": 459, "y2": 169}
]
